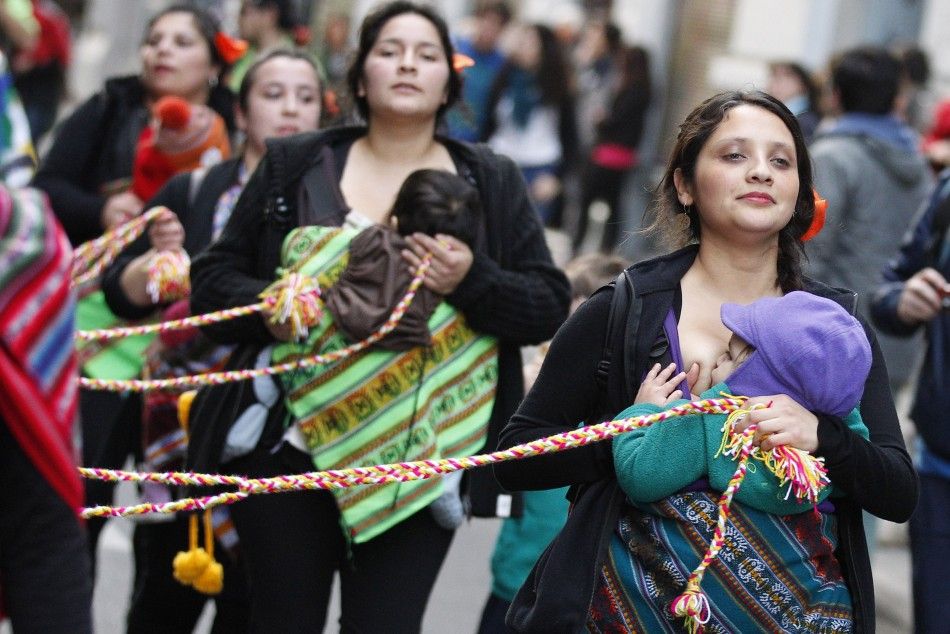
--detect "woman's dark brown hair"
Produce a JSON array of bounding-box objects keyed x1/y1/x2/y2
[
  {"x1": 346, "y1": 1, "x2": 462, "y2": 122},
  {"x1": 649, "y1": 90, "x2": 815, "y2": 292}
]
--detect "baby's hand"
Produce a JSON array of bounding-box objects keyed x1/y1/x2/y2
[{"x1": 634, "y1": 363, "x2": 687, "y2": 407}]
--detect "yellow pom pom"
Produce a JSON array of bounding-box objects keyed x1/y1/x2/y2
[
  {"x1": 192, "y1": 560, "x2": 224, "y2": 595},
  {"x1": 178, "y1": 390, "x2": 197, "y2": 432},
  {"x1": 172, "y1": 548, "x2": 211, "y2": 585}
]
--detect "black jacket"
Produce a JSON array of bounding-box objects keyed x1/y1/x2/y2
[
  {"x1": 101, "y1": 158, "x2": 243, "y2": 321},
  {"x1": 32, "y1": 75, "x2": 235, "y2": 246},
  {"x1": 190, "y1": 126, "x2": 572, "y2": 517},
  {"x1": 496, "y1": 245, "x2": 918, "y2": 633}
]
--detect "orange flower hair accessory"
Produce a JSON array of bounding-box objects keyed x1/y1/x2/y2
[
  {"x1": 214, "y1": 32, "x2": 249, "y2": 66},
  {"x1": 801, "y1": 189, "x2": 827, "y2": 241},
  {"x1": 453, "y1": 53, "x2": 475, "y2": 72}
]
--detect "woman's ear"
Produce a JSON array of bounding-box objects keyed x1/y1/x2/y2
[
  {"x1": 357, "y1": 79, "x2": 366, "y2": 98},
  {"x1": 672, "y1": 168, "x2": 693, "y2": 206}
]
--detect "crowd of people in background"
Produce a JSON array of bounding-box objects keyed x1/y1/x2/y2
[{"x1": 1, "y1": 0, "x2": 949, "y2": 632}]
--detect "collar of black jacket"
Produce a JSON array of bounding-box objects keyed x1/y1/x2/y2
[{"x1": 626, "y1": 243, "x2": 858, "y2": 313}]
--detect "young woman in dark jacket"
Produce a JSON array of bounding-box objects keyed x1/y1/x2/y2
[
  {"x1": 31, "y1": 3, "x2": 237, "y2": 573},
  {"x1": 99, "y1": 49, "x2": 322, "y2": 634},
  {"x1": 189, "y1": 3, "x2": 570, "y2": 631},
  {"x1": 496, "y1": 90, "x2": 917, "y2": 633},
  {"x1": 32, "y1": 4, "x2": 236, "y2": 247}
]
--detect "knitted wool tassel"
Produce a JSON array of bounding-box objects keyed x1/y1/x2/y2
[
  {"x1": 171, "y1": 511, "x2": 223, "y2": 594},
  {"x1": 762, "y1": 445, "x2": 830, "y2": 504},
  {"x1": 260, "y1": 271, "x2": 322, "y2": 340},
  {"x1": 715, "y1": 399, "x2": 829, "y2": 504},
  {"x1": 146, "y1": 250, "x2": 191, "y2": 304},
  {"x1": 171, "y1": 389, "x2": 222, "y2": 594}
]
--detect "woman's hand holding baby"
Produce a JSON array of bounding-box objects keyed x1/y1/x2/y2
[
  {"x1": 736, "y1": 394, "x2": 819, "y2": 453},
  {"x1": 402, "y1": 233, "x2": 473, "y2": 295}
]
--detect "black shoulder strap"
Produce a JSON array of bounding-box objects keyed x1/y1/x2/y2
[{"x1": 595, "y1": 269, "x2": 642, "y2": 415}]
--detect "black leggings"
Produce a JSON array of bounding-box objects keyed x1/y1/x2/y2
[
  {"x1": 228, "y1": 445, "x2": 455, "y2": 633},
  {"x1": 573, "y1": 163, "x2": 628, "y2": 253},
  {"x1": 0, "y1": 420, "x2": 92, "y2": 634}
]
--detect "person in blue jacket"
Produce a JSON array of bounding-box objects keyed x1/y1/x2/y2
[{"x1": 871, "y1": 171, "x2": 950, "y2": 633}]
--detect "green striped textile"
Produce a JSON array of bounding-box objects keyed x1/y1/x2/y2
[{"x1": 273, "y1": 226, "x2": 498, "y2": 543}]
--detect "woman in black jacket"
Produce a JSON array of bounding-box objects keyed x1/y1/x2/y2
[
  {"x1": 32, "y1": 3, "x2": 236, "y2": 247},
  {"x1": 99, "y1": 49, "x2": 322, "y2": 634},
  {"x1": 495, "y1": 90, "x2": 917, "y2": 633},
  {"x1": 189, "y1": 2, "x2": 569, "y2": 631}
]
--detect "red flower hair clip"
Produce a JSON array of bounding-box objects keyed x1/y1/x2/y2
[
  {"x1": 453, "y1": 53, "x2": 475, "y2": 72},
  {"x1": 214, "y1": 32, "x2": 249, "y2": 66},
  {"x1": 802, "y1": 189, "x2": 827, "y2": 241}
]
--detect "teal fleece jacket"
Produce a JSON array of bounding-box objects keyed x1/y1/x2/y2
[{"x1": 612, "y1": 382, "x2": 869, "y2": 515}]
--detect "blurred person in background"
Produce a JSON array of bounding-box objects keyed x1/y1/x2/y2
[
  {"x1": 318, "y1": 12, "x2": 355, "y2": 125},
  {"x1": 572, "y1": 44, "x2": 651, "y2": 254},
  {"x1": 807, "y1": 46, "x2": 931, "y2": 400},
  {"x1": 871, "y1": 172, "x2": 950, "y2": 634},
  {"x1": 482, "y1": 22, "x2": 577, "y2": 226},
  {"x1": 895, "y1": 45, "x2": 937, "y2": 137},
  {"x1": 572, "y1": 20, "x2": 621, "y2": 154},
  {"x1": 445, "y1": 0, "x2": 511, "y2": 142},
  {"x1": 229, "y1": 0, "x2": 297, "y2": 92},
  {"x1": 766, "y1": 60, "x2": 821, "y2": 142},
  {"x1": 0, "y1": 0, "x2": 71, "y2": 145},
  {"x1": 808, "y1": 47, "x2": 931, "y2": 557},
  {"x1": 30, "y1": 2, "x2": 237, "y2": 572},
  {"x1": 477, "y1": 252, "x2": 628, "y2": 634}
]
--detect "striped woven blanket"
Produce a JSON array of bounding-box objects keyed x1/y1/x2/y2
[
  {"x1": 0, "y1": 185, "x2": 81, "y2": 510},
  {"x1": 273, "y1": 226, "x2": 498, "y2": 543}
]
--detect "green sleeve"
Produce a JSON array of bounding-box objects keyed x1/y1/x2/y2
[{"x1": 612, "y1": 400, "x2": 706, "y2": 503}]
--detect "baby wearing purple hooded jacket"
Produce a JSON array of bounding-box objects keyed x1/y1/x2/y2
[{"x1": 613, "y1": 291, "x2": 871, "y2": 515}]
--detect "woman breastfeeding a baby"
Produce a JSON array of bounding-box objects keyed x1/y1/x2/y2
[{"x1": 495, "y1": 90, "x2": 918, "y2": 633}]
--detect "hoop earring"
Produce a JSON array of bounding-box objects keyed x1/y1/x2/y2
[{"x1": 675, "y1": 204, "x2": 692, "y2": 233}]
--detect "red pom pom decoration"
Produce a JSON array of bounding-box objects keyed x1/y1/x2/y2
[{"x1": 154, "y1": 96, "x2": 191, "y2": 131}]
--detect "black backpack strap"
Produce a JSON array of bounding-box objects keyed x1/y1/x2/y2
[{"x1": 594, "y1": 269, "x2": 643, "y2": 415}]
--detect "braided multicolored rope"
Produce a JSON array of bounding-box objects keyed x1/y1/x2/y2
[
  {"x1": 76, "y1": 254, "x2": 432, "y2": 392},
  {"x1": 79, "y1": 397, "x2": 830, "y2": 632},
  {"x1": 79, "y1": 396, "x2": 747, "y2": 518},
  {"x1": 72, "y1": 207, "x2": 169, "y2": 287}
]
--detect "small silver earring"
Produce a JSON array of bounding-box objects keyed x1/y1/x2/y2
[{"x1": 208, "y1": 75, "x2": 219, "y2": 88}]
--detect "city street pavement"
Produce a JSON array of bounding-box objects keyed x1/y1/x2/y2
[
  {"x1": 87, "y1": 507, "x2": 913, "y2": 633},
  {"x1": 89, "y1": 488, "x2": 501, "y2": 633}
]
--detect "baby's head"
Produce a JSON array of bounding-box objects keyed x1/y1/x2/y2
[
  {"x1": 712, "y1": 291, "x2": 872, "y2": 416},
  {"x1": 390, "y1": 169, "x2": 482, "y2": 248}
]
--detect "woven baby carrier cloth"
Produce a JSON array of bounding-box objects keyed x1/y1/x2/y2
[{"x1": 273, "y1": 226, "x2": 498, "y2": 543}]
